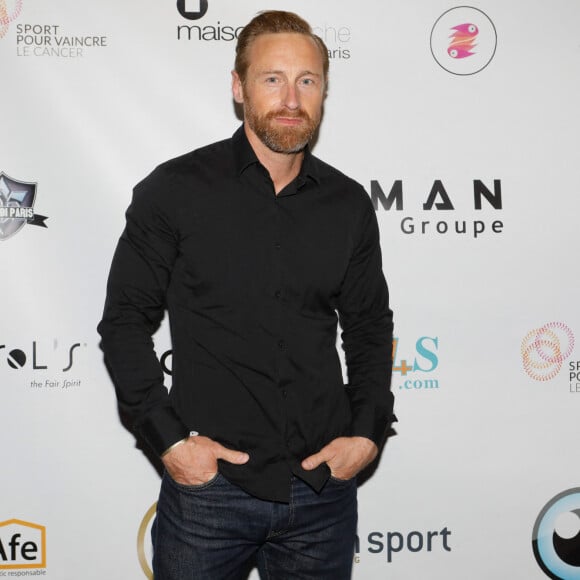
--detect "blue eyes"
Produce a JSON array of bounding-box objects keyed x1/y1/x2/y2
[{"x1": 264, "y1": 77, "x2": 316, "y2": 86}]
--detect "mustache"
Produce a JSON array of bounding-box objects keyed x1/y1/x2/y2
[{"x1": 264, "y1": 109, "x2": 310, "y2": 121}]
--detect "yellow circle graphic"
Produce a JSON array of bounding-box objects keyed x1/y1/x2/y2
[{"x1": 137, "y1": 502, "x2": 157, "y2": 579}]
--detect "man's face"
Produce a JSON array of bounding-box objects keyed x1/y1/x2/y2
[{"x1": 233, "y1": 32, "x2": 326, "y2": 154}]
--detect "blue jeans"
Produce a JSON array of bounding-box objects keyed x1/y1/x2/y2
[{"x1": 152, "y1": 471, "x2": 357, "y2": 579}]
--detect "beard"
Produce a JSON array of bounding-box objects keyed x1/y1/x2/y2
[{"x1": 244, "y1": 100, "x2": 321, "y2": 154}]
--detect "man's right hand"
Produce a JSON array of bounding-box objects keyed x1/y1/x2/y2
[{"x1": 161, "y1": 435, "x2": 249, "y2": 486}]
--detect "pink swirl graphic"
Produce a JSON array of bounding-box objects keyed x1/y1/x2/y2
[
  {"x1": 448, "y1": 22, "x2": 478, "y2": 59},
  {"x1": 0, "y1": 0, "x2": 23, "y2": 39},
  {"x1": 521, "y1": 322, "x2": 575, "y2": 382}
]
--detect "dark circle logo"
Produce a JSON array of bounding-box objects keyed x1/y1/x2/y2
[
  {"x1": 176, "y1": 0, "x2": 208, "y2": 21},
  {"x1": 533, "y1": 488, "x2": 580, "y2": 579},
  {"x1": 430, "y1": 6, "x2": 497, "y2": 75},
  {"x1": 160, "y1": 350, "x2": 172, "y2": 376},
  {"x1": 7, "y1": 348, "x2": 26, "y2": 369}
]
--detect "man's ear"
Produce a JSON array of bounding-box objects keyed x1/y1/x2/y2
[{"x1": 231, "y1": 71, "x2": 244, "y2": 104}]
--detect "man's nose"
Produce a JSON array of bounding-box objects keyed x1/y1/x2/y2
[{"x1": 281, "y1": 83, "x2": 300, "y2": 110}]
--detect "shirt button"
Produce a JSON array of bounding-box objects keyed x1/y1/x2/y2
[
  {"x1": 274, "y1": 290, "x2": 282, "y2": 299},
  {"x1": 278, "y1": 340, "x2": 286, "y2": 350},
  {"x1": 274, "y1": 242, "x2": 281, "y2": 250},
  {"x1": 281, "y1": 389, "x2": 287, "y2": 398}
]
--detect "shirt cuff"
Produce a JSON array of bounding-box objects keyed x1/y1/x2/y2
[
  {"x1": 160, "y1": 431, "x2": 200, "y2": 457},
  {"x1": 350, "y1": 408, "x2": 396, "y2": 448},
  {"x1": 138, "y1": 405, "x2": 192, "y2": 457}
]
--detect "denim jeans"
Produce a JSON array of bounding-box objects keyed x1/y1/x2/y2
[{"x1": 152, "y1": 471, "x2": 357, "y2": 580}]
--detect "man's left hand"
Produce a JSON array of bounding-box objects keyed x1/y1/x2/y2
[{"x1": 301, "y1": 436, "x2": 378, "y2": 480}]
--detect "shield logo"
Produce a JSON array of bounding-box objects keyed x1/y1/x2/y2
[{"x1": 0, "y1": 172, "x2": 38, "y2": 241}]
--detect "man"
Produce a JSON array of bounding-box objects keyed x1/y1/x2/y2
[{"x1": 98, "y1": 10, "x2": 393, "y2": 580}]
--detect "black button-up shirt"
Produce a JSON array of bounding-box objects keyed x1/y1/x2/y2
[{"x1": 98, "y1": 126, "x2": 393, "y2": 502}]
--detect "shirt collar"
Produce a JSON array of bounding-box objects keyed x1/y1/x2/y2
[{"x1": 232, "y1": 124, "x2": 320, "y2": 187}]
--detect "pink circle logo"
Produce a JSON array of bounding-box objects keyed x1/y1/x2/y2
[
  {"x1": 430, "y1": 6, "x2": 497, "y2": 75},
  {"x1": 521, "y1": 322, "x2": 575, "y2": 381}
]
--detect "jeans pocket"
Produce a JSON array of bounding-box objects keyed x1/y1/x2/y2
[
  {"x1": 329, "y1": 474, "x2": 355, "y2": 486},
  {"x1": 165, "y1": 471, "x2": 221, "y2": 492}
]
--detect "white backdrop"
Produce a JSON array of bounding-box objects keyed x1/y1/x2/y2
[{"x1": 2, "y1": 1, "x2": 580, "y2": 579}]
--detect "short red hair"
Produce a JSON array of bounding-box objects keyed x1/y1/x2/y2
[{"x1": 235, "y1": 11, "x2": 329, "y2": 83}]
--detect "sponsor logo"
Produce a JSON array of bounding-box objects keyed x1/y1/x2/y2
[
  {"x1": 312, "y1": 23, "x2": 351, "y2": 61},
  {"x1": 370, "y1": 178, "x2": 504, "y2": 239},
  {"x1": 175, "y1": 0, "x2": 242, "y2": 42},
  {"x1": 7, "y1": 4, "x2": 108, "y2": 58},
  {"x1": 447, "y1": 23, "x2": 478, "y2": 60},
  {"x1": 430, "y1": 6, "x2": 497, "y2": 75},
  {"x1": 174, "y1": 2, "x2": 351, "y2": 60},
  {"x1": 0, "y1": 0, "x2": 22, "y2": 39},
  {"x1": 392, "y1": 336, "x2": 440, "y2": 391},
  {"x1": 176, "y1": 20, "x2": 242, "y2": 42},
  {"x1": 0, "y1": 339, "x2": 87, "y2": 390},
  {"x1": 0, "y1": 519, "x2": 46, "y2": 571},
  {"x1": 0, "y1": 173, "x2": 47, "y2": 241},
  {"x1": 570, "y1": 360, "x2": 580, "y2": 394},
  {"x1": 355, "y1": 526, "x2": 451, "y2": 564},
  {"x1": 176, "y1": 0, "x2": 208, "y2": 21},
  {"x1": 15, "y1": 24, "x2": 108, "y2": 58},
  {"x1": 159, "y1": 350, "x2": 172, "y2": 377},
  {"x1": 137, "y1": 504, "x2": 156, "y2": 580},
  {"x1": 532, "y1": 488, "x2": 580, "y2": 579},
  {"x1": 521, "y1": 323, "x2": 577, "y2": 390}
]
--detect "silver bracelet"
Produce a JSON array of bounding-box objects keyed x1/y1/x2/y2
[{"x1": 161, "y1": 431, "x2": 200, "y2": 457}]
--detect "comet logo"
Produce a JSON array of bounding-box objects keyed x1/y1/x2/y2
[
  {"x1": 448, "y1": 23, "x2": 478, "y2": 59},
  {"x1": 533, "y1": 488, "x2": 580, "y2": 579},
  {"x1": 430, "y1": 7, "x2": 497, "y2": 75}
]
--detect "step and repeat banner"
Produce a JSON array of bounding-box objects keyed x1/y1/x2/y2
[{"x1": 2, "y1": 0, "x2": 579, "y2": 578}]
